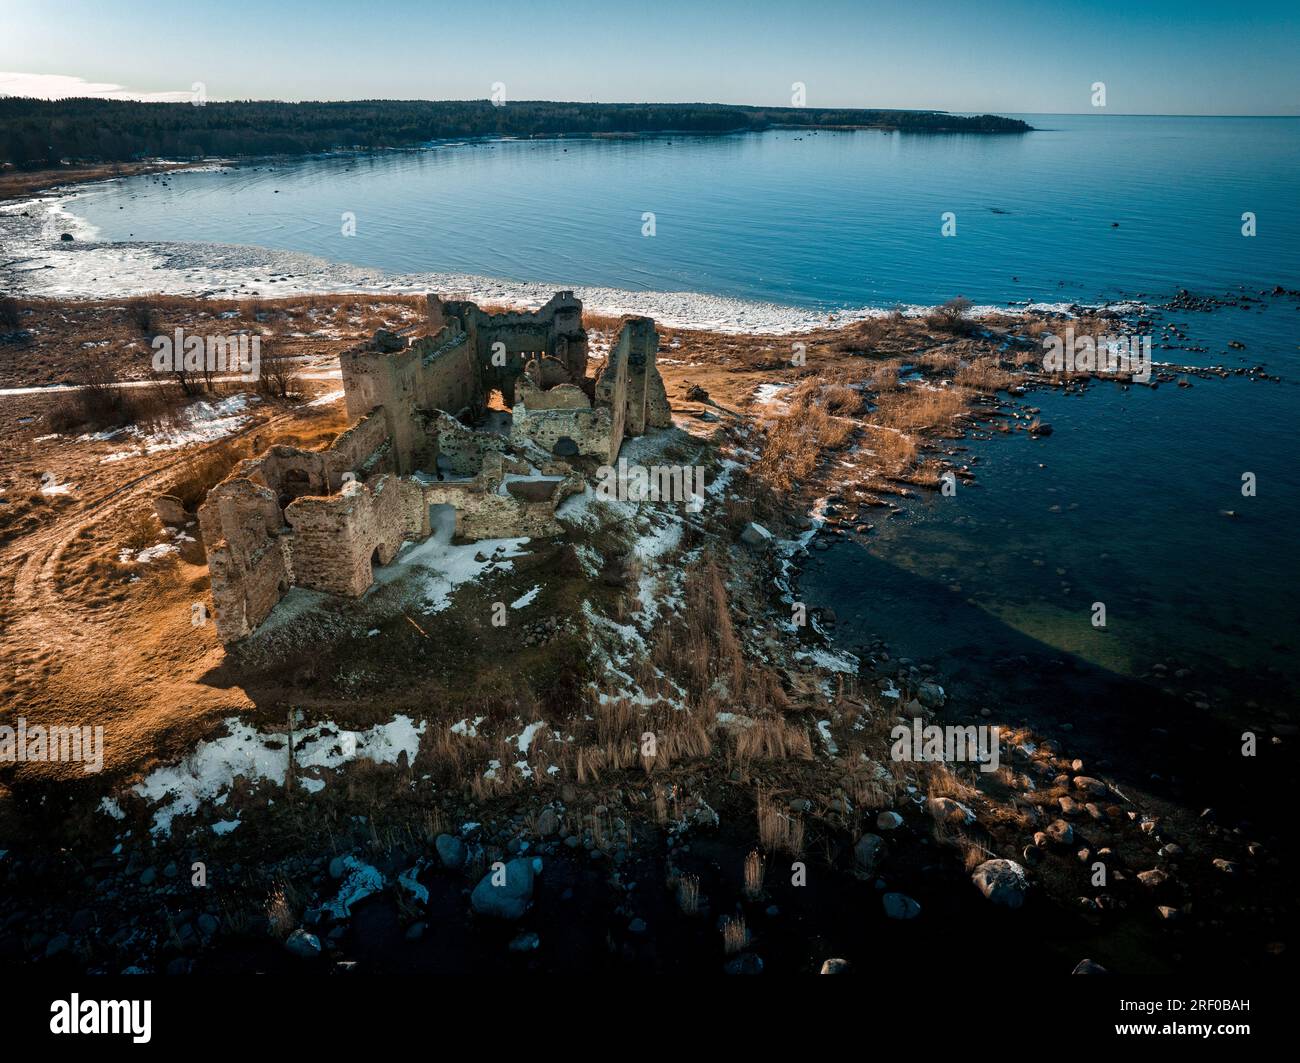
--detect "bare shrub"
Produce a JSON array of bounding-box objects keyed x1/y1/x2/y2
[
  {"x1": 926, "y1": 296, "x2": 974, "y2": 335},
  {"x1": 129, "y1": 298, "x2": 154, "y2": 334},
  {"x1": 255, "y1": 338, "x2": 298, "y2": 401},
  {"x1": 0, "y1": 296, "x2": 21, "y2": 329}
]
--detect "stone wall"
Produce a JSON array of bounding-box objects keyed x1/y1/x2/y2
[
  {"x1": 421, "y1": 452, "x2": 584, "y2": 541},
  {"x1": 198, "y1": 478, "x2": 292, "y2": 643},
  {"x1": 429, "y1": 290, "x2": 588, "y2": 406},
  {"x1": 285, "y1": 475, "x2": 410, "y2": 597},
  {"x1": 197, "y1": 292, "x2": 670, "y2": 644}
]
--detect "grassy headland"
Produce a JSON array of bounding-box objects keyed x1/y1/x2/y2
[{"x1": 0, "y1": 98, "x2": 1032, "y2": 168}]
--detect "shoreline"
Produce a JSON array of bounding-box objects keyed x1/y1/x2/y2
[{"x1": 3, "y1": 187, "x2": 1140, "y2": 334}]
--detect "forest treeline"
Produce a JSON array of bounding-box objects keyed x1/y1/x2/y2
[{"x1": 0, "y1": 98, "x2": 1031, "y2": 166}]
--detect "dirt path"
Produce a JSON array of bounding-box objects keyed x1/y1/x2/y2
[{"x1": 0, "y1": 407, "x2": 303, "y2": 778}]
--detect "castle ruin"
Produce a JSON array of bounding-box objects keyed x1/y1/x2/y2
[{"x1": 196, "y1": 292, "x2": 671, "y2": 644}]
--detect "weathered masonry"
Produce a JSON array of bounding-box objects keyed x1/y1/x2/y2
[{"x1": 197, "y1": 292, "x2": 672, "y2": 644}]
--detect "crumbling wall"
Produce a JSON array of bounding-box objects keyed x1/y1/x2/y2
[
  {"x1": 421, "y1": 409, "x2": 506, "y2": 477},
  {"x1": 327, "y1": 409, "x2": 393, "y2": 482},
  {"x1": 285, "y1": 476, "x2": 408, "y2": 597},
  {"x1": 198, "y1": 478, "x2": 292, "y2": 643},
  {"x1": 341, "y1": 328, "x2": 473, "y2": 474},
  {"x1": 431, "y1": 290, "x2": 588, "y2": 406},
  {"x1": 510, "y1": 403, "x2": 615, "y2": 461},
  {"x1": 200, "y1": 291, "x2": 670, "y2": 645},
  {"x1": 421, "y1": 452, "x2": 583, "y2": 540}
]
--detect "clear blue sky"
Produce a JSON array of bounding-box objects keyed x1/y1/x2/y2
[{"x1": 2, "y1": 0, "x2": 1297, "y2": 115}]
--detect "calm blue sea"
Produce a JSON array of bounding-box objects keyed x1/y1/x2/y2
[
  {"x1": 70, "y1": 115, "x2": 1300, "y2": 311},
  {"x1": 68, "y1": 114, "x2": 1300, "y2": 698}
]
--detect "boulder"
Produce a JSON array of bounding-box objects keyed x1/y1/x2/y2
[
  {"x1": 153, "y1": 494, "x2": 188, "y2": 527},
  {"x1": 882, "y1": 893, "x2": 921, "y2": 920},
  {"x1": 536, "y1": 807, "x2": 560, "y2": 838},
  {"x1": 819, "y1": 958, "x2": 851, "y2": 974},
  {"x1": 470, "y1": 858, "x2": 535, "y2": 919},
  {"x1": 740, "y1": 522, "x2": 774, "y2": 550},
  {"x1": 971, "y1": 859, "x2": 1029, "y2": 909},
  {"x1": 1045, "y1": 819, "x2": 1074, "y2": 845},
  {"x1": 927, "y1": 796, "x2": 976, "y2": 826},
  {"x1": 853, "y1": 833, "x2": 885, "y2": 873},
  {"x1": 876, "y1": 811, "x2": 904, "y2": 830},
  {"x1": 284, "y1": 929, "x2": 321, "y2": 959},
  {"x1": 435, "y1": 834, "x2": 467, "y2": 870}
]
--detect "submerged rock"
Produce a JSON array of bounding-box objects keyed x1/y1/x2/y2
[{"x1": 508, "y1": 930, "x2": 540, "y2": 952}]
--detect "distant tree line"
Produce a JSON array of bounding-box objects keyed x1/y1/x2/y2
[{"x1": 0, "y1": 98, "x2": 1031, "y2": 167}]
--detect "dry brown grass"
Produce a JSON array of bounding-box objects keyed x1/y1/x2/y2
[
  {"x1": 925, "y1": 761, "x2": 977, "y2": 802},
  {"x1": 675, "y1": 872, "x2": 701, "y2": 915},
  {"x1": 754, "y1": 376, "x2": 861, "y2": 493},
  {"x1": 870, "y1": 362, "x2": 901, "y2": 392},
  {"x1": 676, "y1": 557, "x2": 743, "y2": 703},
  {"x1": 731, "y1": 716, "x2": 813, "y2": 767},
  {"x1": 264, "y1": 882, "x2": 298, "y2": 940},
  {"x1": 830, "y1": 316, "x2": 888, "y2": 353},
  {"x1": 874, "y1": 385, "x2": 969, "y2": 434},
  {"x1": 955, "y1": 359, "x2": 1015, "y2": 392},
  {"x1": 743, "y1": 849, "x2": 766, "y2": 900},
  {"x1": 918, "y1": 348, "x2": 961, "y2": 373},
  {"x1": 862, "y1": 425, "x2": 916, "y2": 476},
  {"x1": 757, "y1": 789, "x2": 805, "y2": 856},
  {"x1": 721, "y1": 915, "x2": 750, "y2": 955},
  {"x1": 821, "y1": 381, "x2": 864, "y2": 416}
]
